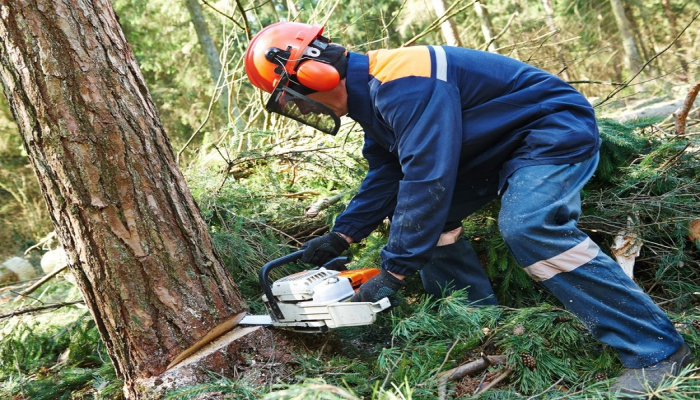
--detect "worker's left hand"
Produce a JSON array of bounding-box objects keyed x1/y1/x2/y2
[{"x1": 351, "y1": 269, "x2": 406, "y2": 303}]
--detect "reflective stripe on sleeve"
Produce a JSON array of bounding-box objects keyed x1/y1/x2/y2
[
  {"x1": 523, "y1": 237, "x2": 600, "y2": 282},
  {"x1": 431, "y1": 46, "x2": 447, "y2": 81}
]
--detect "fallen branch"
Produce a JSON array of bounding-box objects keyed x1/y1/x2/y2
[
  {"x1": 0, "y1": 300, "x2": 84, "y2": 320},
  {"x1": 438, "y1": 355, "x2": 506, "y2": 383},
  {"x1": 14, "y1": 264, "x2": 68, "y2": 301},
  {"x1": 437, "y1": 355, "x2": 506, "y2": 399},
  {"x1": 305, "y1": 192, "x2": 347, "y2": 218},
  {"x1": 674, "y1": 82, "x2": 700, "y2": 136}
]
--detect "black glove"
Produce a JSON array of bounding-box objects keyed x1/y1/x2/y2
[
  {"x1": 301, "y1": 232, "x2": 350, "y2": 265},
  {"x1": 350, "y1": 269, "x2": 407, "y2": 303}
]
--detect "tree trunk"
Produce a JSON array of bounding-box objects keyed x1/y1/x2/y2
[
  {"x1": 0, "y1": 0, "x2": 252, "y2": 397},
  {"x1": 432, "y1": 0, "x2": 463, "y2": 47},
  {"x1": 661, "y1": 0, "x2": 688, "y2": 74},
  {"x1": 474, "y1": 0, "x2": 497, "y2": 52},
  {"x1": 609, "y1": 0, "x2": 643, "y2": 72},
  {"x1": 541, "y1": 0, "x2": 570, "y2": 80}
]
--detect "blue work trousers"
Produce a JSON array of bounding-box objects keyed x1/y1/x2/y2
[{"x1": 430, "y1": 154, "x2": 685, "y2": 368}]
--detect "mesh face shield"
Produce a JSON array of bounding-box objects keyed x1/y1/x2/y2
[{"x1": 266, "y1": 74, "x2": 341, "y2": 136}]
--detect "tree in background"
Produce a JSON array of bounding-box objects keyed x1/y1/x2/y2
[
  {"x1": 184, "y1": 0, "x2": 230, "y2": 116},
  {"x1": 0, "y1": 0, "x2": 254, "y2": 397},
  {"x1": 474, "y1": 0, "x2": 498, "y2": 52},
  {"x1": 432, "y1": 0, "x2": 463, "y2": 47},
  {"x1": 609, "y1": 0, "x2": 643, "y2": 72}
]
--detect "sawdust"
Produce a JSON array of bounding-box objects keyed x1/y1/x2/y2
[{"x1": 131, "y1": 327, "x2": 303, "y2": 399}]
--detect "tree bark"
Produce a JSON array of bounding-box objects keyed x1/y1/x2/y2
[
  {"x1": 609, "y1": 0, "x2": 643, "y2": 72},
  {"x1": 0, "y1": 0, "x2": 248, "y2": 397}
]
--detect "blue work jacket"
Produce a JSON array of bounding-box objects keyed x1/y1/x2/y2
[{"x1": 333, "y1": 46, "x2": 600, "y2": 276}]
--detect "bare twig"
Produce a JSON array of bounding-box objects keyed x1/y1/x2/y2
[
  {"x1": 403, "y1": 1, "x2": 476, "y2": 47},
  {"x1": 475, "y1": 367, "x2": 512, "y2": 394},
  {"x1": 23, "y1": 231, "x2": 57, "y2": 255},
  {"x1": 0, "y1": 300, "x2": 84, "y2": 320},
  {"x1": 525, "y1": 375, "x2": 566, "y2": 399},
  {"x1": 567, "y1": 80, "x2": 626, "y2": 86},
  {"x1": 201, "y1": 0, "x2": 245, "y2": 30},
  {"x1": 594, "y1": 12, "x2": 700, "y2": 108},
  {"x1": 658, "y1": 142, "x2": 691, "y2": 171},
  {"x1": 236, "y1": 0, "x2": 252, "y2": 39},
  {"x1": 215, "y1": 146, "x2": 340, "y2": 193},
  {"x1": 436, "y1": 339, "x2": 461, "y2": 378},
  {"x1": 483, "y1": 12, "x2": 518, "y2": 52}
]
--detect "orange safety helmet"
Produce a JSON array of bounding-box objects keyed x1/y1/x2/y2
[
  {"x1": 244, "y1": 22, "x2": 340, "y2": 93},
  {"x1": 244, "y1": 22, "x2": 343, "y2": 135}
]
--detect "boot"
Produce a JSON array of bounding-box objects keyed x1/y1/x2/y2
[
  {"x1": 420, "y1": 238, "x2": 497, "y2": 305},
  {"x1": 611, "y1": 343, "x2": 693, "y2": 396}
]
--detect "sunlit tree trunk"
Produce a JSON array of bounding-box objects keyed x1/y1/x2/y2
[
  {"x1": 432, "y1": 0, "x2": 463, "y2": 47},
  {"x1": 185, "y1": 0, "x2": 244, "y2": 131},
  {"x1": 474, "y1": 0, "x2": 497, "y2": 52},
  {"x1": 541, "y1": 0, "x2": 570, "y2": 80},
  {"x1": 661, "y1": 0, "x2": 688, "y2": 74},
  {"x1": 286, "y1": 0, "x2": 301, "y2": 21},
  {"x1": 609, "y1": 0, "x2": 643, "y2": 72},
  {"x1": 0, "y1": 0, "x2": 248, "y2": 397}
]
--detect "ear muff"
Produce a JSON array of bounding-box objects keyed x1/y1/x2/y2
[{"x1": 295, "y1": 60, "x2": 340, "y2": 92}]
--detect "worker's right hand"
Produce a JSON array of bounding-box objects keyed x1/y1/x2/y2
[
  {"x1": 350, "y1": 269, "x2": 406, "y2": 303},
  {"x1": 301, "y1": 232, "x2": 350, "y2": 265}
]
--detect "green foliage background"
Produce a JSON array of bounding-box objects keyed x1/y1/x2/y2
[{"x1": 1, "y1": 0, "x2": 699, "y2": 398}]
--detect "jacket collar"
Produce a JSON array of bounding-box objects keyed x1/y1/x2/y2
[{"x1": 345, "y1": 52, "x2": 374, "y2": 126}]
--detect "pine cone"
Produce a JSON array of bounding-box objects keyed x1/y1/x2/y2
[
  {"x1": 692, "y1": 319, "x2": 700, "y2": 330},
  {"x1": 595, "y1": 372, "x2": 607, "y2": 381},
  {"x1": 521, "y1": 353, "x2": 536, "y2": 370}
]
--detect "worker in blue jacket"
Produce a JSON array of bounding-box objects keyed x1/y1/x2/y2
[{"x1": 244, "y1": 22, "x2": 691, "y2": 395}]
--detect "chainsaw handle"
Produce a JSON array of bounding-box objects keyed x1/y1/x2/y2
[{"x1": 259, "y1": 250, "x2": 304, "y2": 320}]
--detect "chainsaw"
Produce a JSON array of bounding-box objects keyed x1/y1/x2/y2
[{"x1": 238, "y1": 250, "x2": 391, "y2": 333}]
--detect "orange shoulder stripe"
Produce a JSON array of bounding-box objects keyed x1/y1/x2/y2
[{"x1": 367, "y1": 47, "x2": 431, "y2": 83}]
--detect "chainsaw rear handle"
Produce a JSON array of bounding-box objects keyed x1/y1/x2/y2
[
  {"x1": 259, "y1": 251, "x2": 350, "y2": 320},
  {"x1": 259, "y1": 250, "x2": 304, "y2": 320}
]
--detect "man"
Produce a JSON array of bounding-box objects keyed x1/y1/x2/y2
[{"x1": 243, "y1": 22, "x2": 691, "y2": 395}]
